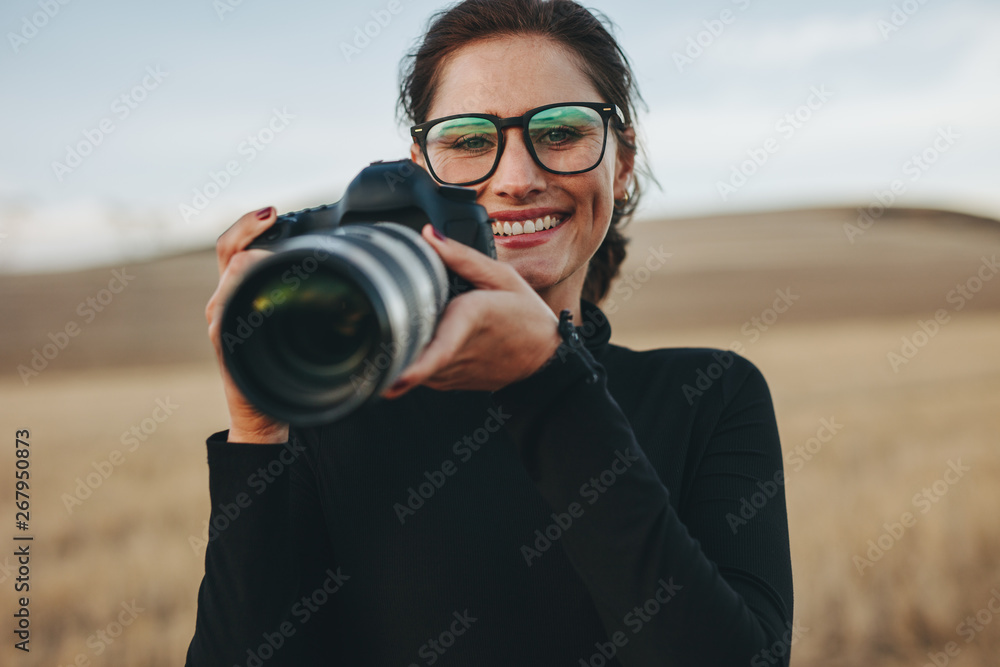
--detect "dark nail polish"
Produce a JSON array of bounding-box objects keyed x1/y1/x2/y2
[
  {"x1": 389, "y1": 379, "x2": 410, "y2": 393},
  {"x1": 431, "y1": 226, "x2": 446, "y2": 241},
  {"x1": 255, "y1": 206, "x2": 274, "y2": 220}
]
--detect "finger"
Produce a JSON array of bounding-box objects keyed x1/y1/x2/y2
[
  {"x1": 206, "y1": 248, "x2": 273, "y2": 330},
  {"x1": 421, "y1": 224, "x2": 524, "y2": 292},
  {"x1": 216, "y1": 206, "x2": 275, "y2": 275},
  {"x1": 382, "y1": 300, "x2": 478, "y2": 398}
]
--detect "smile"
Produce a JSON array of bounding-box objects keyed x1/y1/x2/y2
[{"x1": 491, "y1": 214, "x2": 565, "y2": 237}]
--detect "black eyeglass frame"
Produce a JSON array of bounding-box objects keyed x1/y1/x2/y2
[{"x1": 410, "y1": 101, "x2": 626, "y2": 186}]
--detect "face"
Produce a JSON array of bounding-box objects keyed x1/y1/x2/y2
[{"x1": 411, "y1": 35, "x2": 634, "y2": 308}]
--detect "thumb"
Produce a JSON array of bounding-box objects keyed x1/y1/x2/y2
[{"x1": 421, "y1": 224, "x2": 521, "y2": 291}]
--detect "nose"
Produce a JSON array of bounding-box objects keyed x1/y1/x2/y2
[{"x1": 486, "y1": 128, "x2": 546, "y2": 200}]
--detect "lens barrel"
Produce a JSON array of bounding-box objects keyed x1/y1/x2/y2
[{"x1": 221, "y1": 222, "x2": 448, "y2": 425}]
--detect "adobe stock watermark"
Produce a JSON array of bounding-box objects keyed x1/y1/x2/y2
[
  {"x1": 236, "y1": 567, "x2": 350, "y2": 667},
  {"x1": 50, "y1": 66, "x2": 168, "y2": 182},
  {"x1": 406, "y1": 610, "x2": 477, "y2": 667},
  {"x1": 213, "y1": 0, "x2": 248, "y2": 21},
  {"x1": 672, "y1": 0, "x2": 753, "y2": 73},
  {"x1": 853, "y1": 458, "x2": 970, "y2": 575},
  {"x1": 727, "y1": 417, "x2": 844, "y2": 534},
  {"x1": 16, "y1": 268, "x2": 135, "y2": 386},
  {"x1": 220, "y1": 248, "x2": 330, "y2": 354},
  {"x1": 349, "y1": 304, "x2": 441, "y2": 396},
  {"x1": 188, "y1": 438, "x2": 307, "y2": 554},
  {"x1": 520, "y1": 449, "x2": 640, "y2": 567},
  {"x1": 844, "y1": 127, "x2": 959, "y2": 243},
  {"x1": 738, "y1": 287, "x2": 798, "y2": 344},
  {"x1": 681, "y1": 287, "x2": 799, "y2": 404},
  {"x1": 921, "y1": 587, "x2": 1000, "y2": 667},
  {"x1": 340, "y1": 0, "x2": 405, "y2": 62},
  {"x1": 393, "y1": 406, "x2": 511, "y2": 524},
  {"x1": 577, "y1": 577, "x2": 683, "y2": 666},
  {"x1": 600, "y1": 244, "x2": 673, "y2": 315},
  {"x1": 7, "y1": 0, "x2": 73, "y2": 54},
  {"x1": 717, "y1": 86, "x2": 833, "y2": 202},
  {"x1": 750, "y1": 621, "x2": 810, "y2": 667},
  {"x1": 785, "y1": 417, "x2": 843, "y2": 473},
  {"x1": 877, "y1": 0, "x2": 932, "y2": 40},
  {"x1": 61, "y1": 398, "x2": 179, "y2": 514},
  {"x1": 886, "y1": 254, "x2": 997, "y2": 373},
  {"x1": 57, "y1": 599, "x2": 145, "y2": 665},
  {"x1": 178, "y1": 107, "x2": 295, "y2": 223}
]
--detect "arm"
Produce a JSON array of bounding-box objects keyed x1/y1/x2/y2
[
  {"x1": 189, "y1": 208, "x2": 339, "y2": 665},
  {"x1": 384, "y1": 227, "x2": 793, "y2": 662},
  {"x1": 492, "y1": 347, "x2": 794, "y2": 665},
  {"x1": 186, "y1": 429, "x2": 337, "y2": 666}
]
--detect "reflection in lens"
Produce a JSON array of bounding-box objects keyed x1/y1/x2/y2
[
  {"x1": 261, "y1": 274, "x2": 375, "y2": 375},
  {"x1": 529, "y1": 105, "x2": 605, "y2": 174},
  {"x1": 426, "y1": 116, "x2": 498, "y2": 184},
  {"x1": 233, "y1": 266, "x2": 384, "y2": 418}
]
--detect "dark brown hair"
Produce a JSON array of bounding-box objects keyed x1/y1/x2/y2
[{"x1": 398, "y1": 0, "x2": 647, "y2": 303}]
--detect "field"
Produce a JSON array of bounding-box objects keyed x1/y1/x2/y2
[{"x1": 1, "y1": 207, "x2": 999, "y2": 666}]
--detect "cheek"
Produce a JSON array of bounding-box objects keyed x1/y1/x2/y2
[{"x1": 584, "y1": 167, "x2": 616, "y2": 222}]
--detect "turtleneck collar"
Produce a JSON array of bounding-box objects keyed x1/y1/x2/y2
[{"x1": 576, "y1": 299, "x2": 612, "y2": 358}]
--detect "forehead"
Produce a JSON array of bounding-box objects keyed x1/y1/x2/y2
[{"x1": 428, "y1": 35, "x2": 602, "y2": 119}]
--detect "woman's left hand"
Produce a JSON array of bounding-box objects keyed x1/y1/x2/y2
[{"x1": 382, "y1": 224, "x2": 562, "y2": 398}]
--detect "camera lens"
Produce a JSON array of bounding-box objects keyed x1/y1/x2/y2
[
  {"x1": 221, "y1": 223, "x2": 448, "y2": 425},
  {"x1": 260, "y1": 273, "x2": 376, "y2": 378}
]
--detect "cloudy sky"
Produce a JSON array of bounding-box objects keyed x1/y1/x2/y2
[{"x1": 1, "y1": 0, "x2": 997, "y2": 272}]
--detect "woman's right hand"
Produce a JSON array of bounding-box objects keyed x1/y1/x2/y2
[{"x1": 205, "y1": 206, "x2": 290, "y2": 444}]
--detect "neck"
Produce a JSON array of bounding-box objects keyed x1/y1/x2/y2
[{"x1": 536, "y1": 273, "x2": 585, "y2": 323}]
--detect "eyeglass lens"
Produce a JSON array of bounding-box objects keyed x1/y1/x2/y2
[{"x1": 424, "y1": 105, "x2": 606, "y2": 184}]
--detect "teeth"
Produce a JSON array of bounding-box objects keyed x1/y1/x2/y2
[{"x1": 493, "y1": 214, "x2": 565, "y2": 236}]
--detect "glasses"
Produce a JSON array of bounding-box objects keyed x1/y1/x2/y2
[{"x1": 410, "y1": 102, "x2": 625, "y2": 186}]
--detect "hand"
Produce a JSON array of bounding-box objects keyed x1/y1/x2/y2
[
  {"x1": 382, "y1": 225, "x2": 562, "y2": 399},
  {"x1": 205, "y1": 207, "x2": 290, "y2": 444}
]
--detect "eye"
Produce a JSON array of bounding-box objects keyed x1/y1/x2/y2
[
  {"x1": 534, "y1": 125, "x2": 585, "y2": 146},
  {"x1": 452, "y1": 134, "x2": 495, "y2": 152},
  {"x1": 546, "y1": 128, "x2": 573, "y2": 143}
]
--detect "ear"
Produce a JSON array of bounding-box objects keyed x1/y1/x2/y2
[
  {"x1": 410, "y1": 141, "x2": 424, "y2": 167},
  {"x1": 612, "y1": 127, "x2": 636, "y2": 201}
]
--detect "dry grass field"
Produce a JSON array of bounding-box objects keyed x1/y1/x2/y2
[{"x1": 1, "y1": 207, "x2": 999, "y2": 666}]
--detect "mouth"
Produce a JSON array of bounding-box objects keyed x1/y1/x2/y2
[{"x1": 491, "y1": 214, "x2": 567, "y2": 237}]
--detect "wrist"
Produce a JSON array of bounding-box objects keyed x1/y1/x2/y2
[{"x1": 539, "y1": 310, "x2": 600, "y2": 382}]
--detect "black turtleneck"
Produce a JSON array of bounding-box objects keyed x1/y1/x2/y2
[{"x1": 186, "y1": 301, "x2": 794, "y2": 666}]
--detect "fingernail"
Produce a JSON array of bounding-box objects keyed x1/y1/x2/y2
[
  {"x1": 255, "y1": 206, "x2": 274, "y2": 220},
  {"x1": 430, "y1": 225, "x2": 447, "y2": 242},
  {"x1": 389, "y1": 379, "x2": 410, "y2": 393}
]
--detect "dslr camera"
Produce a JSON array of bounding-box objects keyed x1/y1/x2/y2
[{"x1": 220, "y1": 159, "x2": 495, "y2": 425}]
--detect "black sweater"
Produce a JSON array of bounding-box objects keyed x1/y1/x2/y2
[{"x1": 186, "y1": 301, "x2": 794, "y2": 666}]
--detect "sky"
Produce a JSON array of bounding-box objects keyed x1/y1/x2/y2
[{"x1": 0, "y1": 0, "x2": 998, "y2": 273}]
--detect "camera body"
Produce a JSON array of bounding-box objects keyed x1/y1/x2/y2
[
  {"x1": 247, "y1": 159, "x2": 495, "y2": 266},
  {"x1": 221, "y1": 159, "x2": 495, "y2": 426}
]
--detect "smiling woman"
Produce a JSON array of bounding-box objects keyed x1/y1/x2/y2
[
  {"x1": 187, "y1": 0, "x2": 794, "y2": 665},
  {"x1": 408, "y1": 34, "x2": 633, "y2": 308}
]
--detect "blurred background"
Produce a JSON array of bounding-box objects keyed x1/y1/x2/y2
[{"x1": 1, "y1": 0, "x2": 998, "y2": 664}]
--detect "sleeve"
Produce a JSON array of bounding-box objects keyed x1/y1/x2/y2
[
  {"x1": 492, "y1": 348, "x2": 795, "y2": 666},
  {"x1": 185, "y1": 429, "x2": 337, "y2": 667}
]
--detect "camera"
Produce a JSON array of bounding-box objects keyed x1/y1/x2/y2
[{"x1": 220, "y1": 159, "x2": 495, "y2": 426}]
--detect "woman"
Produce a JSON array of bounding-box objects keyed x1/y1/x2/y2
[{"x1": 188, "y1": 0, "x2": 794, "y2": 664}]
